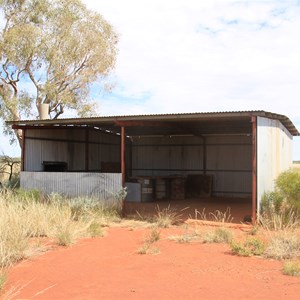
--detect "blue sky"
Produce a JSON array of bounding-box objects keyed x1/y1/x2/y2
[{"x1": 1, "y1": 0, "x2": 300, "y2": 159}]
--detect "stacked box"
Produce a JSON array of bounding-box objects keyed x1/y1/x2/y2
[{"x1": 170, "y1": 178, "x2": 185, "y2": 200}]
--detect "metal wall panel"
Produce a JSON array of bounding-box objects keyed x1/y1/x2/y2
[
  {"x1": 132, "y1": 136, "x2": 204, "y2": 177},
  {"x1": 257, "y1": 117, "x2": 293, "y2": 211},
  {"x1": 21, "y1": 171, "x2": 122, "y2": 200},
  {"x1": 24, "y1": 128, "x2": 122, "y2": 172},
  {"x1": 131, "y1": 135, "x2": 252, "y2": 196}
]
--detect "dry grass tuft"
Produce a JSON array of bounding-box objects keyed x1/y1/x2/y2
[
  {"x1": 264, "y1": 231, "x2": 300, "y2": 260},
  {"x1": 283, "y1": 260, "x2": 300, "y2": 276},
  {"x1": 154, "y1": 205, "x2": 183, "y2": 228},
  {"x1": 202, "y1": 227, "x2": 233, "y2": 244}
]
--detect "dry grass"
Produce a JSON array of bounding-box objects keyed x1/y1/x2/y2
[
  {"x1": 191, "y1": 207, "x2": 233, "y2": 223},
  {"x1": 154, "y1": 205, "x2": 183, "y2": 228},
  {"x1": 202, "y1": 227, "x2": 233, "y2": 244},
  {"x1": 283, "y1": 260, "x2": 300, "y2": 276},
  {"x1": 168, "y1": 232, "x2": 201, "y2": 243},
  {"x1": 264, "y1": 231, "x2": 300, "y2": 260},
  {"x1": 230, "y1": 237, "x2": 265, "y2": 257},
  {"x1": 0, "y1": 189, "x2": 122, "y2": 268},
  {"x1": 259, "y1": 209, "x2": 300, "y2": 231},
  {"x1": 137, "y1": 227, "x2": 161, "y2": 255}
]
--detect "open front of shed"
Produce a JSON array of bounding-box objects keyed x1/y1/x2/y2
[{"x1": 7, "y1": 111, "x2": 299, "y2": 223}]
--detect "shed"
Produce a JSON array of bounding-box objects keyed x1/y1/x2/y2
[{"x1": 7, "y1": 110, "x2": 299, "y2": 223}]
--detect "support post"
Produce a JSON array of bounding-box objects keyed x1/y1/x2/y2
[
  {"x1": 121, "y1": 126, "x2": 125, "y2": 187},
  {"x1": 251, "y1": 116, "x2": 257, "y2": 224},
  {"x1": 121, "y1": 126, "x2": 126, "y2": 216},
  {"x1": 21, "y1": 129, "x2": 26, "y2": 171},
  {"x1": 203, "y1": 136, "x2": 207, "y2": 175},
  {"x1": 85, "y1": 128, "x2": 89, "y2": 171}
]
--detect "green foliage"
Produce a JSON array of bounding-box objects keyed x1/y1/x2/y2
[
  {"x1": 261, "y1": 191, "x2": 284, "y2": 215},
  {"x1": 260, "y1": 170, "x2": 300, "y2": 224},
  {"x1": 0, "y1": 0, "x2": 118, "y2": 144},
  {"x1": 276, "y1": 169, "x2": 300, "y2": 210},
  {"x1": 230, "y1": 237, "x2": 265, "y2": 257},
  {"x1": 283, "y1": 260, "x2": 300, "y2": 276}
]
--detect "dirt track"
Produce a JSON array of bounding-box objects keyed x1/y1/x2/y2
[{"x1": 5, "y1": 226, "x2": 300, "y2": 300}]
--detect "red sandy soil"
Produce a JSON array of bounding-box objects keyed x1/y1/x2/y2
[{"x1": 4, "y1": 226, "x2": 300, "y2": 300}]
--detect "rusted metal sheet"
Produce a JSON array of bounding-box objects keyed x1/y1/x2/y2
[
  {"x1": 20, "y1": 172, "x2": 122, "y2": 200},
  {"x1": 257, "y1": 116, "x2": 293, "y2": 212}
]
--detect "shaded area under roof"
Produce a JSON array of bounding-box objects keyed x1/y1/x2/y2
[{"x1": 7, "y1": 110, "x2": 299, "y2": 137}]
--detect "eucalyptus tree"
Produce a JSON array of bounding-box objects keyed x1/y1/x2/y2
[{"x1": 0, "y1": 0, "x2": 118, "y2": 146}]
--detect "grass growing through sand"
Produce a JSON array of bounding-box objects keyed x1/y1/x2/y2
[
  {"x1": 283, "y1": 260, "x2": 300, "y2": 276},
  {"x1": 137, "y1": 226, "x2": 161, "y2": 255},
  {"x1": 0, "y1": 188, "x2": 122, "y2": 270}
]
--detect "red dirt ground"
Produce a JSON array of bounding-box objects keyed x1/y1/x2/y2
[{"x1": 4, "y1": 226, "x2": 300, "y2": 300}]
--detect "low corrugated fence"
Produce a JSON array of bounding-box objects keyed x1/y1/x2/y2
[{"x1": 20, "y1": 172, "x2": 122, "y2": 200}]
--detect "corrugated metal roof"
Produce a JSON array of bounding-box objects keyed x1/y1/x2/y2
[{"x1": 6, "y1": 110, "x2": 299, "y2": 136}]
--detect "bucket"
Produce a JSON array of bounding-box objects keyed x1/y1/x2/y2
[
  {"x1": 138, "y1": 178, "x2": 153, "y2": 202},
  {"x1": 156, "y1": 178, "x2": 167, "y2": 200}
]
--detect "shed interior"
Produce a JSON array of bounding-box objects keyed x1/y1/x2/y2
[{"x1": 17, "y1": 114, "x2": 258, "y2": 222}]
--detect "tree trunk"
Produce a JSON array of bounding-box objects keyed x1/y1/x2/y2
[{"x1": 14, "y1": 128, "x2": 23, "y2": 149}]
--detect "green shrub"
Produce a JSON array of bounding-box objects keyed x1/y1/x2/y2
[
  {"x1": 276, "y1": 169, "x2": 300, "y2": 203},
  {"x1": 261, "y1": 191, "x2": 284, "y2": 215},
  {"x1": 230, "y1": 237, "x2": 265, "y2": 257},
  {"x1": 265, "y1": 169, "x2": 300, "y2": 212}
]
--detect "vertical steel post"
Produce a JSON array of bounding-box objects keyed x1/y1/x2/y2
[
  {"x1": 251, "y1": 116, "x2": 257, "y2": 224},
  {"x1": 121, "y1": 126, "x2": 125, "y2": 187},
  {"x1": 21, "y1": 129, "x2": 26, "y2": 171},
  {"x1": 203, "y1": 136, "x2": 207, "y2": 175},
  {"x1": 121, "y1": 126, "x2": 126, "y2": 216},
  {"x1": 85, "y1": 128, "x2": 89, "y2": 172}
]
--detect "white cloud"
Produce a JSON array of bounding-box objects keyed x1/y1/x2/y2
[
  {"x1": 2, "y1": 0, "x2": 300, "y2": 159},
  {"x1": 82, "y1": 0, "x2": 300, "y2": 159}
]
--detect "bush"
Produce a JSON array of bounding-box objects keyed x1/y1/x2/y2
[
  {"x1": 283, "y1": 260, "x2": 300, "y2": 276},
  {"x1": 230, "y1": 237, "x2": 265, "y2": 257},
  {"x1": 0, "y1": 188, "x2": 122, "y2": 267},
  {"x1": 261, "y1": 191, "x2": 284, "y2": 215},
  {"x1": 276, "y1": 169, "x2": 300, "y2": 204},
  {"x1": 260, "y1": 169, "x2": 300, "y2": 223},
  {"x1": 264, "y1": 232, "x2": 300, "y2": 260},
  {"x1": 202, "y1": 228, "x2": 233, "y2": 244}
]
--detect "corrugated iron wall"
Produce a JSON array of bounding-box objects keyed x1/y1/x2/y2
[
  {"x1": 24, "y1": 128, "x2": 122, "y2": 171},
  {"x1": 257, "y1": 117, "x2": 293, "y2": 211},
  {"x1": 21, "y1": 172, "x2": 122, "y2": 200},
  {"x1": 131, "y1": 135, "x2": 252, "y2": 197}
]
